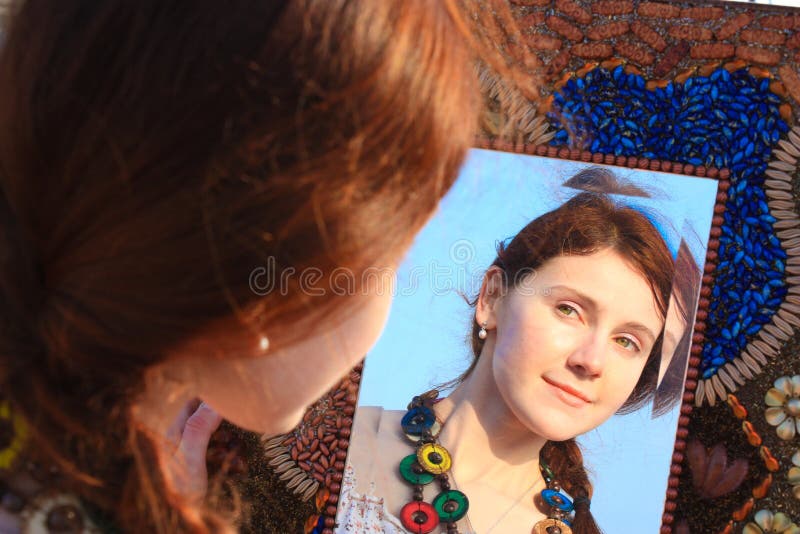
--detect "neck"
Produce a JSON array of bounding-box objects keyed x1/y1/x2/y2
[{"x1": 433, "y1": 336, "x2": 548, "y2": 499}]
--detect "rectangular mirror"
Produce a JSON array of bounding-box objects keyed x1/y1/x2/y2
[{"x1": 338, "y1": 148, "x2": 719, "y2": 533}]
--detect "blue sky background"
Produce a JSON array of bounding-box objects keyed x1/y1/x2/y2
[{"x1": 354, "y1": 148, "x2": 718, "y2": 533}]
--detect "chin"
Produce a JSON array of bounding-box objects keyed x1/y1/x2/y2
[{"x1": 226, "y1": 406, "x2": 306, "y2": 437}]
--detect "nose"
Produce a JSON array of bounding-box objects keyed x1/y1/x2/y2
[{"x1": 566, "y1": 332, "x2": 606, "y2": 377}]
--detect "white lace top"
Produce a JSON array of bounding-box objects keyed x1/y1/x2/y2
[
  {"x1": 334, "y1": 406, "x2": 410, "y2": 533},
  {"x1": 335, "y1": 464, "x2": 409, "y2": 533}
]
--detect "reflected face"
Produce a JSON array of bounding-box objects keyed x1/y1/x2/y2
[
  {"x1": 658, "y1": 289, "x2": 689, "y2": 384},
  {"x1": 490, "y1": 248, "x2": 664, "y2": 441},
  {"x1": 191, "y1": 274, "x2": 395, "y2": 435}
]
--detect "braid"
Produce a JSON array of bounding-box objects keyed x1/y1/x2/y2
[{"x1": 541, "y1": 439, "x2": 603, "y2": 534}]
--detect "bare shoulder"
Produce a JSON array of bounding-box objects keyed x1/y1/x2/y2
[{"x1": 352, "y1": 405, "x2": 384, "y2": 436}]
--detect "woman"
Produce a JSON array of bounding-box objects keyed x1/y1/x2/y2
[
  {"x1": 340, "y1": 188, "x2": 675, "y2": 533},
  {"x1": 0, "y1": 0, "x2": 526, "y2": 531}
]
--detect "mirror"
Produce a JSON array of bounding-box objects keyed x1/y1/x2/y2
[{"x1": 339, "y1": 148, "x2": 719, "y2": 533}]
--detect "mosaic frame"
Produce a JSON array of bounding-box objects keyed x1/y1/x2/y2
[{"x1": 251, "y1": 1, "x2": 800, "y2": 532}]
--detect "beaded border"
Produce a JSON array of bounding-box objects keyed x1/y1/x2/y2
[{"x1": 692, "y1": 131, "x2": 800, "y2": 408}]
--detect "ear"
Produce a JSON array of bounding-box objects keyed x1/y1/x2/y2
[{"x1": 475, "y1": 266, "x2": 505, "y2": 330}]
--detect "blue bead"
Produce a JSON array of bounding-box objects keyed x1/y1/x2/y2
[{"x1": 542, "y1": 489, "x2": 574, "y2": 512}]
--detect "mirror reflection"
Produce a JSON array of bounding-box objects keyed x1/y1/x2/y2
[{"x1": 339, "y1": 149, "x2": 718, "y2": 533}]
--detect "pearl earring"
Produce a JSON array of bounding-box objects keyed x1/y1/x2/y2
[
  {"x1": 478, "y1": 321, "x2": 488, "y2": 340},
  {"x1": 259, "y1": 336, "x2": 270, "y2": 351}
]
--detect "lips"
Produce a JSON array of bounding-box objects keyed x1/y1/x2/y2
[{"x1": 542, "y1": 376, "x2": 592, "y2": 406}]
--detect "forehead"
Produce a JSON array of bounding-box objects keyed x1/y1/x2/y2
[{"x1": 528, "y1": 249, "x2": 664, "y2": 330}]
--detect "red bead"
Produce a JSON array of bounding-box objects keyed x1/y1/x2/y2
[{"x1": 399, "y1": 501, "x2": 440, "y2": 533}]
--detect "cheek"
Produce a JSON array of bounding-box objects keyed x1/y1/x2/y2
[
  {"x1": 206, "y1": 292, "x2": 394, "y2": 434},
  {"x1": 342, "y1": 289, "x2": 393, "y2": 361},
  {"x1": 604, "y1": 357, "x2": 650, "y2": 409}
]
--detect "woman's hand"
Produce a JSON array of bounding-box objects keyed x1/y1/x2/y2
[{"x1": 165, "y1": 400, "x2": 223, "y2": 503}]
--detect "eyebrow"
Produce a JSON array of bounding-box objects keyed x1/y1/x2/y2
[{"x1": 546, "y1": 284, "x2": 659, "y2": 345}]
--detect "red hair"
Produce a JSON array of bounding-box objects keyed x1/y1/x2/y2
[{"x1": 0, "y1": 0, "x2": 482, "y2": 531}]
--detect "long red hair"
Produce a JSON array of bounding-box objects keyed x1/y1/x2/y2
[{"x1": 0, "y1": 0, "x2": 483, "y2": 531}]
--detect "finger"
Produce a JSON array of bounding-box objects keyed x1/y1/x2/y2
[
  {"x1": 165, "y1": 398, "x2": 202, "y2": 450},
  {"x1": 177, "y1": 402, "x2": 222, "y2": 472}
]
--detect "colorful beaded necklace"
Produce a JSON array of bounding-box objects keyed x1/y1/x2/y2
[{"x1": 397, "y1": 391, "x2": 575, "y2": 534}]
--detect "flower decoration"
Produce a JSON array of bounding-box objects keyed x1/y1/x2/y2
[
  {"x1": 686, "y1": 439, "x2": 748, "y2": 499},
  {"x1": 764, "y1": 375, "x2": 800, "y2": 441},
  {"x1": 790, "y1": 450, "x2": 800, "y2": 501},
  {"x1": 742, "y1": 510, "x2": 800, "y2": 534},
  {"x1": 0, "y1": 398, "x2": 27, "y2": 470}
]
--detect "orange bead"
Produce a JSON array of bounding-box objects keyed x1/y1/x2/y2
[
  {"x1": 646, "y1": 79, "x2": 671, "y2": 90},
  {"x1": 742, "y1": 421, "x2": 762, "y2": 447},
  {"x1": 315, "y1": 487, "x2": 331, "y2": 511},
  {"x1": 575, "y1": 62, "x2": 599, "y2": 78},
  {"x1": 674, "y1": 67, "x2": 698, "y2": 84},
  {"x1": 760, "y1": 446, "x2": 780, "y2": 472},
  {"x1": 752, "y1": 474, "x2": 772, "y2": 500},
  {"x1": 732, "y1": 498, "x2": 754, "y2": 522},
  {"x1": 600, "y1": 58, "x2": 624, "y2": 70},
  {"x1": 748, "y1": 66, "x2": 772, "y2": 79},
  {"x1": 304, "y1": 514, "x2": 321, "y2": 534},
  {"x1": 726, "y1": 395, "x2": 748, "y2": 419}
]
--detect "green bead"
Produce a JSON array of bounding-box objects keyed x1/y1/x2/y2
[
  {"x1": 541, "y1": 462, "x2": 556, "y2": 482},
  {"x1": 433, "y1": 490, "x2": 469, "y2": 521},
  {"x1": 399, "y1": 454, "x2": 435, "y2": 485}
]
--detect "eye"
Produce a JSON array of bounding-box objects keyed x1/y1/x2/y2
[
  {"x1": 615, "y1": 337, "x2": 641, "y2": 352},
  {"x1": 556, "y1": 303, "x2": 579, "y2": 317}
]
